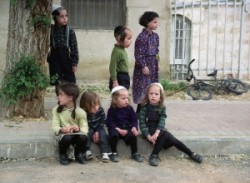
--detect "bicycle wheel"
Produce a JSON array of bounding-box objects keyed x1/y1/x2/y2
[
  {"x1": 187, "y1": 84, "x2": 212, "y2": 100},
  {"x1": 215, "y1": 80, "x2": 231, "y2": 95},
  {"x1": 227, "y1": 79, "x2": 248, "y2": 95}
]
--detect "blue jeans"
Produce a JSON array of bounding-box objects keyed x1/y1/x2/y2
[{"x1": 86, "y1": 128, "x2": 109, "y2": 153}]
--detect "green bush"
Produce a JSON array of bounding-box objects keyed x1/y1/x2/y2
[
  {"x1": 0, "y1": 55, "x2": 50, "y2": 105},
  {"x1": 160, "y1": 79, "x2": 187, "y2": 91}
]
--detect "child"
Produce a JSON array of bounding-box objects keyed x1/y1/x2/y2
[
  {"x1": 139, "y1": 83, "x2": 203, "y2": 166},
  {"x1": 80, "y1": 91, "x2": 110, "y2": 162},
  {"x1": 109, "y1": 25, "x2": 132, "y2": 91},
  {"x1": 132, "y1": 11, "x2": 160, "y2": 114},
  {"x1": 47, "y1": 4, "x2": 79, "y2": 85},
  {"x1": 106, "y1": 86, "x2": 143, "y2": 163},
  {"x1": 51, "y1": 83, "x2": 88, "y2": 165}
]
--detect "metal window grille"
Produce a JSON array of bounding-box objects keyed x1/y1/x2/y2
[
  {"x1": 62, "y1": 0, "x2": 126, "y2": 30},
  {"x1": 171, "y1": 0, "x2": 250, "y2": 80},
  {"x1": 171, "y1": 15, "x2": 191, "y2": 80}
]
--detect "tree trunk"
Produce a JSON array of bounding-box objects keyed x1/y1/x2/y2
[{"x1": 3, "y1": 0, "x2": 51, "y2": 118}]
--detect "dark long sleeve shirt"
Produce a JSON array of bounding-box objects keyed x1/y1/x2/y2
[
  {"x1": 139, "y1": 103, "x2": 167, "y2": 137},
  {"x1": 87, "y1": 107, "x2": 106, "y2": 131},
  {"x1": 50, "y1": 24, "x2": 79, "y2": 65},
  {"x1": 106, "y1": 106, "x2": 138, "y2": 130}
]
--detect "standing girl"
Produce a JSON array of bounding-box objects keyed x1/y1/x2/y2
[
  {"x1": 80, "y1": 91, "x2": 110, "y2": 162},
  {"x1": 52, "y1": 83, "x2": 88, "y2": 165},
  {"x1": 132, "y1": 11, "x2": 160, "y2": 114},
  {"x1": 106, "y1": 86, "x2": 143, "y2": 163},
  {"x1": 109, "y1": 25, "x2": 132, "y2": 91},
  {"x1": 48, "y1": 5, "x2": 79, "y2": 85},
  {"x1": 139, "y1": 83, "x2": 203, "y2": 166}
]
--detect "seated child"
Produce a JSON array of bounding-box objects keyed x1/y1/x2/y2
[
  {"x1": 51, "y1": 83, "x2": 88, "y2": 165},
  {"x1": 139, "y1": 83, "x2": 203, "y2": 166},
  {"x1": 80, "y1": 91, "x2": 110, "y2": 162},
  {"x1": 106, "y1": 86, "x2": 143, "y2": 163}
]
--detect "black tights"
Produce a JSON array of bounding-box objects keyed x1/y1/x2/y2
[
  {"x1": 109, "y1": 134, "x2": 138, "y2": 154},
  {"x1": 151, "y1": 130, "x2": 193, "y2": 157},
  {"x1": 59, "y1": 135, "x2": 88, "y2": 155}
]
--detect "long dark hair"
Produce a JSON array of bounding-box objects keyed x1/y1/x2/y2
[{"x1": 57, "y1": 83, "x2": 79, "y2": 119}]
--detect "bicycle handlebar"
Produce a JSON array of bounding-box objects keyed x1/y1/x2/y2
[{"x1": 186, "y1": 59, "x2": 195, "y2": 82}]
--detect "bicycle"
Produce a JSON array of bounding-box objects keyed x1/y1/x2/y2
[{"x1": 185, "y1": 59, "x2": 249, "y2": 100}]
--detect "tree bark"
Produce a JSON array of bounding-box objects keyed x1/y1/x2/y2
[{"x1": 3, "y1": 0, "x2": 51, "y2": 118}]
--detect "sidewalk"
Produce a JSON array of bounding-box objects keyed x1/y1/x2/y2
[{"x1": 0, "y1": 98, "x2": 250, "y2": 159}]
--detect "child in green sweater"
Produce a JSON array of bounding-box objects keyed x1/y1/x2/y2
[
  {"x1": 52, "y1": 83, "x2": 88, "y2": 165},
  {"x1": 109, "y1": 25, "x2": 132, "y2": 91}
]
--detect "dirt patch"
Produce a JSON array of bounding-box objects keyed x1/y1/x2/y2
[{"x1": 0, "y1": 155, "x2": 250, "y2": 183}]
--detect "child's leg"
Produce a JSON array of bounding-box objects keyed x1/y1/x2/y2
[
  {"x1": 59, "y1": 135, "x2": 73, "y2": 154},
  {"x1": 59, "y1": 135, "x2": 74, "y2": 165},
  {"x1": 85, "y1": 130, "x2": 94, "y2": 160},
  {"x1": 98, "y1": 129, "x2": 110, "y2": 153},
  {"x1": 124, "y1": 133, "x2": 143, "y2": 162},
  {"x1": 108, "y1": 129, "x2": 119, "y2": 153},
  {"x1": 162, "y1": 131, "x2": 203, "y2": 163},
  {"x1": 108, "y1": 129, "x2": 120, "y2": 162},
  {"x1": 162, "y1": 130, "x2": 193, "y2": 156},
  {"x1": 117, "y1": 72, "x2": 130, "y2": 90},
  {"x1": 124, "y1": 133, "x2": 138, "y2": 154},
  {"x1": 86, "y1": 130, "x2": 94, "y2": 151},
  {"x1": 74, "y1": 135, "x2": 88, "y2": 155},
  {"x1": 73, "y1": 135, "x2": 88, "y2": 164}
]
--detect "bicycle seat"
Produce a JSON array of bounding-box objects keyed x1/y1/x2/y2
[{"x1": 207, "y1": 70, "x2": 217, "y2": 77}]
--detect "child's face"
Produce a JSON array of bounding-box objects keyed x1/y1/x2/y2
[
  {"x1": 56, "y1": 9, "x2": 68, "y2": 26},
  {"x1": 89, "y1": 104, "x2": 100, "y2": 114},
  {"x1": 57, "y1": 90, "x2": 73, "y2": 107},
  {"x1": 121, "y1": 30, "x2": 132, "y2": 48},
  {"x1": 148, "y1": 85, "x2": 161, "y2": 105},
  {"x1": 116, "y1": 90, "x2": 129, "y2": 108},
  {"x1": 147, "y1": 17, "x2": 159, "y2": 31}
]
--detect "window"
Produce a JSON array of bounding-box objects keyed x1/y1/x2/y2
[
  {"x1": 62, "y1": 0, "x2": 126, "y2": 30},
  {"x1": 171, "y1": 15, "x2": 191, "y2": 80},
  {"x1": 171, "y1": 15, "x2": 191, "y2": 65}
]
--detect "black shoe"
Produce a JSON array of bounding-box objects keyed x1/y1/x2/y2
[
  {"x1": 75, "y1": 153, "x2": 87, "y2": 164},
  {"x1": 110, "y1": 153, "x2": 119, "y2": 162},
  {"x1": 59, "y1": 154, "x2": 69, "y2": 165},
  {"x1": 132, "y1": 153, "x2": 143, "y2": 162},
  {"x1": 149, "y1": 154, "x2": 159, "y2": 166},
  {"x1": 190, "y1": 153, "x2": 203, "y2": 163}
]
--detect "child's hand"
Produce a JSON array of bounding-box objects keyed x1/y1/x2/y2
[
  {"x1": 72, "y1": 66, "x2": 77, "y2": 72},
  {"x1": 147, "y1": 135, "x2": 156, "y2": 145},
  {"x1": 93, "y1": 131, "x2": 99, "y2": 143},
  {"x1": 60, "y1": 127, "x2": 71, "y2": 134},
  {"x1": 117, "y1": 128, "x2": 128, "y2": 136},
  {"x1": 142, "y1": 66, "x2": 150, "y2": 75},
  {"x1": 112, "y1": 80, "x2": 119, "y2": 88},
  {"x1": 152, "y1": 131, "x2": 160, "y2": 141},
  {"x1": 131, "y1": 127, "x2": 139, "y2": 136},
  {"x1": 70, "y1": 125, "x2": 80, "y2": 133}
]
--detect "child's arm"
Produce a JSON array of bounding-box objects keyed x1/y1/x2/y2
[
  {"x1": 109, "y1": 50, "x2": 119, "y2": 87},
  {"x1": 51, "y1": 107, "x2": 62, "y2": 135},
  {"x1": 69, "y1": 29, "x2": 79, "y2": 67},
  {"x1": 95, "y1": 107, "x2": 106, "y2": 131},
  {"x1": 106, "y1": 107, "x2": 117, "y2": 130},
  {"x1": 157, "y1": 107, "x2": 167, "y2": 130},
  {"x1": 134, "y1": 34, "x2": 147, "y2": 68},
  {"x1": 77, "y1": 109, "x2": 88, "y2": 134},
  {"x1": 138, "y1": 106, "x2": 150, "y2": 137}
]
